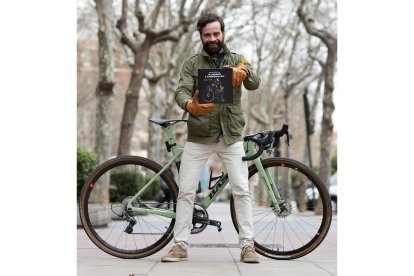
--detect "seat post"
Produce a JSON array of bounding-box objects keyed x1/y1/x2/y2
[{"x1": 162, "y1": 125, "x2": 179, "y2": 156}]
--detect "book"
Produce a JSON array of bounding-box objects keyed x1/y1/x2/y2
[{"x1": 198, "y1": 68, "x2": 233, "y2": 104}]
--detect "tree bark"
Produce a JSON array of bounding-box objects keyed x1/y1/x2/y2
[
  {"x1": 93, "y1": 0, "x2": 115, "y2": 203},
  {"x1": 297, "y1": 0, "x2": 337, "y2": 214},
  {"x1": 147, "y1": 80, "x2": 162, "y2": 162},
  {"x1": 117, "y1": 43, "x2": 150, "y2": 156},
  {"x1": 94, "y1": 0, "x2": 115, "y2": 161}
]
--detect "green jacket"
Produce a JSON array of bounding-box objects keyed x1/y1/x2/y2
[{"x1": 175, "y1": 44, "x2": 261, "y2": 145}]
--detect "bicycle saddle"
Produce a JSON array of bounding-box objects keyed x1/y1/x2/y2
[{"x1": 149, "y1": 118, "x2": 187, "y2": 127}]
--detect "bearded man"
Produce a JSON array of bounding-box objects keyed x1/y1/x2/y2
[{"x1": 161, "y1": 11, "x2": 261, "y2": 263}]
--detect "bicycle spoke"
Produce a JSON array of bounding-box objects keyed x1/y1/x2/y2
[
  {"x1": 261, "y1": 218, "x2": 278, "y2": 248},
  {"x1": 137, "y1": 218, "x2": 148, "y2": 247},
  {"x1": 101, "y1": 219, "x2": 121, "y2": 241},
  {"x1": 284, "y1": 217, "x2": 305, "y2": 247},
  {"x1": 140, "y1": 216, "x2": 160, "y2": 243},
  {"x1": 138, "y1": 216, "x2": 169, "y2": 234},
  {"x1": 289, "y1": 213, "x2": 322, "y2": 231},
  {"x1": 252, "y1": 209, "x2": 273, "y2": 217},
  {"x1": 290, "y1": 214, "x2": 317, "y2": 240},
  {"x1": 254, "y1": 216, "x2": 277, "y2": 239},
  {"x1": 253, "y1": 210, "x2": 274, "y2": 226},
  {"x1": 114, "y1": 221, "x2": 128, "y2": 247},
  {"x1": 281, "y1": 218, "x2": 295, "y2": 251},
  {"x1": 132, "y1": 231, "x2": 138, "y2": 250}
]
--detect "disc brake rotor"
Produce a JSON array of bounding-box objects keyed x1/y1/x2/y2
[{"x1": 275, "y1": 200, "x2": 292, "y2": 218}]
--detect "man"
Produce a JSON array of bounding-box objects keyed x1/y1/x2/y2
[{"x1": 161, "y1": 11, "x2": 261, "y2": 263}]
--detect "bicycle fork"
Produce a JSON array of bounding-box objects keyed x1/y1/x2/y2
[{"x1": 245, "y1": 142, "x2": 282, "y2": 213}]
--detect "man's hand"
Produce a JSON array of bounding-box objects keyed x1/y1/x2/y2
[
  {"x1": 223, "y1": 63, "x2": 249, "y2": 87},
  {"x1": 186, "y1": 90, "x2": 216, "y2": 115}
]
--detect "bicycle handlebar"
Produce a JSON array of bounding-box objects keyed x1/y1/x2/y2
[{"x1": 242, "y1": 124, "x2": 289, "y2": 161}]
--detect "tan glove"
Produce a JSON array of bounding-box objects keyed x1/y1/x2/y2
[
  {"x1": 186, "y1": 90, "x2": 216, "y2": 115},
  {"x1": 224, "y1": 63, "x2": 249, "y2": 87}
]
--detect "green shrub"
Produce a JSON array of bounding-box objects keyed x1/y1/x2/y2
[
  {"x1": 110, "y1": 170, "x2": 142, "y2": 202},
  {"x1": 109, "y1": 170, "x2": 162, "y2": 202},
  {"x1": 77, "y1": 147, "x2": 100, "y2": 202}
]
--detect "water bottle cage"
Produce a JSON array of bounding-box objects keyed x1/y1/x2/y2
[{"x1": 208, "y1": 171, "x2": 224, "y2": 190}]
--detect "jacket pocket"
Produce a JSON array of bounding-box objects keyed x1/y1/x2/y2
[
  {"x1": 226, "y1": 105, "x2": 245, "y2": 136},
  {"x1": 187, "y1": 114, "x2": 210, "y2": 137}
]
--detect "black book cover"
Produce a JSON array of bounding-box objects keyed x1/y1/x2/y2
[{"x1": 198, "y1": 68, "x2": 233, "y2": 104}]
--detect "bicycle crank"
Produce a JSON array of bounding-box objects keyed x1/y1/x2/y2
[
  {"x1": 190, "y1": 203, "x2": 222, "y2": 234},
  {"x1": 192, "y1": 217, "x2": 222, "y2": 233}
]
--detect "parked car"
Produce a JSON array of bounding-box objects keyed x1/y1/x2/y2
[
  {"x1": 329, "y1": 173, "x2": 337, "y2": 212},
  {"x1": 306, "y1": 173, "x2": 337, "y2": 212}
]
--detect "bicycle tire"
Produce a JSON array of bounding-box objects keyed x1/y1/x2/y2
[
  {"x1": 230, "y1": 157, "x2": 332, "y2": 260},
  {"x1": 79, "y1": 156, "x2": 178, "y2": 259}
]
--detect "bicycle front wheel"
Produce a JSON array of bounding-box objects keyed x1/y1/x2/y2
[
  {"x1": 230, "y1": 157, "x2": 332, "y2": 260},
  {"x1": 79, "y1": 156, "x2": 178, "y2": 259}
]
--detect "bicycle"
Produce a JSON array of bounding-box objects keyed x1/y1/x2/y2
[{"x1": 79, "y1": 119, "x2": 332, "y2": 260}]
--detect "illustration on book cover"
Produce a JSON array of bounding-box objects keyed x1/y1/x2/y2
[{"x1": 198, "y1": 69, "x2": 233, "y2": 104}]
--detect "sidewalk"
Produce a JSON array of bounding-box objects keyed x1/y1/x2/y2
[{"x1": 77, "y1": 202, "x2": 337, "y2": 276}]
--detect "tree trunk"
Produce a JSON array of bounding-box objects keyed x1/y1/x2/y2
[
  {"x1": 147, "y1": 81, "x2": 162, "y2": 162},
  {"x1": 92, "y1": 0, "x2": 115, "y2": 204},
  {"x1": 297, "y1": 0, "x2": 337, "y2": 215},
  {"x1": 94, "y1": 0, "x2": 115, "y2": 161},
  {"x1": 319, "y1": 45, "x2": 336, "y2": 188},
  {"x1": 117, "y1": 44, "x2": 151, "y2": 156}
]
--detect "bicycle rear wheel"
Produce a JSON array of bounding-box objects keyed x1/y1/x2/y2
[
  {"x1": 79, "y1": 156, "x2": 178, "y2": 259},
  {"x1": 230, "y1": 157, "x2": 332, "y2": 260}
]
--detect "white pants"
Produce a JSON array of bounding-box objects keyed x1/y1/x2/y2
[{"x1": 173, "y1": 138, "x2": 254, "y2": 249}]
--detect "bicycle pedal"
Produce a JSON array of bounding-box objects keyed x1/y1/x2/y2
[{"x1": 209, "y1": 220, "x2": 222, "y2": 232}]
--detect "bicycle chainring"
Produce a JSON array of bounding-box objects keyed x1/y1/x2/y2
[{"x1": 191, "y1": 203, "x2": 209, "y2": 234}]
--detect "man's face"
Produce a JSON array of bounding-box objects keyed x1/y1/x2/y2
[{"x1": 200, "y1": 21, "x2": 225, "y2": 55}]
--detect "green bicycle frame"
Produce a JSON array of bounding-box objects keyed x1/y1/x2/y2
[
  {"x1": 127, "y1": 126, "x2": 282, "y2": 218},
  {"x1": 126, "y1": 125, "x2": 182, "y2": 219},
  {"x1": 242, "y1": 141, "x2": 282, "y2": 212}
]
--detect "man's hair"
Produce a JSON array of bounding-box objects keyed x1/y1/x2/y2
[{"x1": 196, "y1": 11, "x2": 225, "y2": 34}]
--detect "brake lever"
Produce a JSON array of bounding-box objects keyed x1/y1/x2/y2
[{"x1": 267, "y1": 137, "x2": 275, "y2": 155}]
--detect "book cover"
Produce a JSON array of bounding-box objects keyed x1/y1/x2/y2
[{"x1": 198, "y1": 68, "x2": 233, "y2": 104}]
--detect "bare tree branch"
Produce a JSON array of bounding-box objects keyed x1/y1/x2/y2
[
  {"x1": 297, "y1": 0, "x2": 336, "y2": 54},
  {"x1": 116, "y1": 0, "x2": 138, "y2": 53},
  {"x1": 148, "y1": 0, "x2": 166, "y2": 28}
]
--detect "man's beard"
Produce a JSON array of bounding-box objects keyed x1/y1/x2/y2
[{"x1": 203, "y1": 40, "x2": 224, "y2": 55}]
